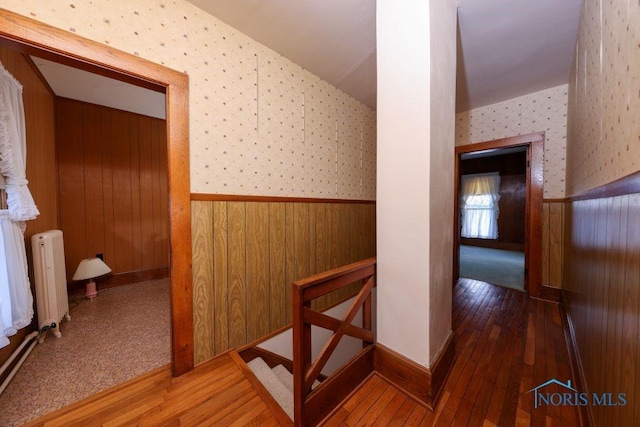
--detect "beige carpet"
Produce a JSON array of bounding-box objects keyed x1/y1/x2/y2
[{"x1": 0, "y1": 279, "x2": 171, "y2": 427}]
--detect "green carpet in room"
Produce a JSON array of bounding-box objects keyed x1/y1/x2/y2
[{"x1": 459, "y1": 245, "x2": 524, "y2": 291}]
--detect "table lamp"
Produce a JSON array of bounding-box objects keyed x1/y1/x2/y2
[{"x1": 72, "y1": 257, "x2": 112, "y2": 299}]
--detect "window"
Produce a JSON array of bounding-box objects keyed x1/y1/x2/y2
[{"x1": 460, "y1": 172, "x2": 501, "y2": 239}]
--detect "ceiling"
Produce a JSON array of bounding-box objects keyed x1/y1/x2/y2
[
  {"x1": 189, "y1": 0, "x2": 583, "y2": 113},
  {"x1": 32, "y1": 0, "x2": 583, "y2": 116},
  {"x1": 31, "y1": 57, "x2": 166, "y2": 120},
  {"x1": 456, "y1": 0, "x2": 583, "y2": 112},
  {"x1": 187, "y1": 0, "x2": 377, "y2": 109}
]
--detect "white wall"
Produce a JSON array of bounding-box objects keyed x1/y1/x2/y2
[
  {"x1": 376, "y1": 0, "x2": 432, "y2": 367},
  {"x1": 376, "y1": 0, "x2": 455, "y2": 368}
]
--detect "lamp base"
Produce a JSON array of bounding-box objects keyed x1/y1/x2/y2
[{"x1": 85, "y1": 279, "x2": 98, "y2": 299}]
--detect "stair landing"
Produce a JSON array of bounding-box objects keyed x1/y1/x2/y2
[{"x1": 320, "y1": 373, "x2": 431, "y2": 426}]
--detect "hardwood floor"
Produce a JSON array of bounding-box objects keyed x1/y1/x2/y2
[
  {"x1": 322, "y1": 278, "x2": 581, "y2": 426},
  {"x1": 24, "y1": 278, "x2": 580, "y2": 426},
  {"x1": 438, "y1": 278, "x2": 579, "y2": 426},
  {"x1": 321, "y1": 374, "x2": 433, "y2": 426},
  {"x1": 23, "y1": 353, "x2": 282, "y2": 427}
]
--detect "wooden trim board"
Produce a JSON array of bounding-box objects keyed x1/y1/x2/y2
[
  {"x1": 304, "y1": 345, "x2": 375, "y2": 426},
  {"x1": 191, "y1": 193, "x2": 376, "y2": 204},
  {"x1": 67, "y1": 267, "x2": 169, "y2": 295},
  {"x1": 567, "y1": 169, "x2": 640, "y2": 201},
  {"x1": 454, "y1": 132, "x2": 545, "y2": 299},
  {"x1": 538, "y1": 285, "x2": 561, "y2": 303},
  {"x1": 427, "y1": 331, "x2": 456, "y2": 405},
  {"x1": 373, "y1": 337, "x2": 455, "y2": 410},
  {"x1": 559, "y1": 297, "x2": 593, "y2": 427},
  {"x1": 229, "y1": 351, "x2": 293, "y2": 426},
  {"x1": 238, "y1": 346, "x2": 294, "y2": 373}
]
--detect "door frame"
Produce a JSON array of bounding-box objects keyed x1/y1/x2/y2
[
  {"x1": 453, "y1": 132, "x2": 544, "y2": 298},
  {"x1": 0, "y1": 9, "x2": 194, "y2": 375}
]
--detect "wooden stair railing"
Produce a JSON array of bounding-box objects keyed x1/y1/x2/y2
[{"x1": 292, "y1": 257, "x2": 376, "y2": 426}]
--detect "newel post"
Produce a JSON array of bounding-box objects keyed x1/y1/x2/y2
[{"x1": 292, "y1": 284, "x2": 311, "y2": 426}]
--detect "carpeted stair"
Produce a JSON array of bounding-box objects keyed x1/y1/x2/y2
[{"x1": 247, "y1": 357, "x2": 320, "y2": 421}]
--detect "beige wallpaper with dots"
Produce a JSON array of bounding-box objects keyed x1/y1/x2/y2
[
  {"x1": 565, "y1": 0, "x2": 640, "y2": 196},
  {"x1": 0, "y1": 0, "x2": 376, "y2": 200},
  {"x1": 456, "y1": 85, "x2": 568, "y2": 198}
]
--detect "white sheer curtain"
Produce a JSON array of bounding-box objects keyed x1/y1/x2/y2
[
  {"x1": 0, "y1": 62, "x2": 39, "y2": 220},
  {"x1": 0, "y1": 61, "x2": 37, "y2": 349},
  {"x1": 460, "y1": 172, "x2": 501, "y2": 239}
]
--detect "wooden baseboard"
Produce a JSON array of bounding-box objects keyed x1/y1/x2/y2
[
  {"x1": 305, "y1": 345, "x2": 374, "y2": 426},
  {"x1": 238, "y1": 346, "x2": 294, "y2": 373},
  {"x1": 373, "y1": 338, "x2": 454, "y2": 410},
  {"x1": 228, "y1": 351, "x2": 293, "y2": 426},
  {"x1": 428, "y1": 331, "x2": 456, "y2": 405},
  {"x1": 559, "y1": 293, "x2": 593, "y2": 427},
  {"x1": 537, "y1": 285, "x2": 561, "y2": 303},
  {"x1": 68, "y1": 267, "x2": 169, "y2": 295}
]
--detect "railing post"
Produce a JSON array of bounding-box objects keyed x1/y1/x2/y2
[
  {"x1": 293, "y1": 284, "x2": 311, "y2": 426},
  {"x1": 362, "y1": 277, "x2": 372, "y2": 349},
  {"x1": 292, "y1": 258, "x2": 376, "y2": 426}
]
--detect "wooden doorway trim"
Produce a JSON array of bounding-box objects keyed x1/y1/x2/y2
[
  {"x1": 0, "y1": 9, "x2": 194, "y2": 375},
  {"x1": 453, "y1": 132, "x2": 544, "y2": 298}
]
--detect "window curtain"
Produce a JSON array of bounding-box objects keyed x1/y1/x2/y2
[
  {"x1": 0, "y1": 62, "x2": 37, "y2": 349},
  {"x1": 460, "y1": 172, "x2": 501, "y2": 239}
]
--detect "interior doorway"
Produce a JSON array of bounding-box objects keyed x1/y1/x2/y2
[
  {"x1": 453, "y1": 132, "x2": 544, "y2": 298},
  {"x1": 459, "y1": 147, "x2": 526, "y2": 291},
  {"x1": 0, "y1": 9, "x2": 193, "y2": 374}
]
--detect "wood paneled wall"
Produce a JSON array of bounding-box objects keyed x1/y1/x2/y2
[
  {"x1": 56, "y1": 98, "x2": 168, "y2": 282},
  {"x1": 541, "y1": 201, "x2": 564, "y2": 289},
  {"x1": 0, "y1": 48, "x2": 58, "y2": 365},
  {"x1": 563, "y1": 194, "x2": 640, "y2": 426},
  {"x1": 191, "y1": 200, "x2": 376, "y2": 364}
]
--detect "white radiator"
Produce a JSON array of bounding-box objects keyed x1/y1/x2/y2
[{"x1": 31, "y1": 230, "x2": 71, "y2": 343}]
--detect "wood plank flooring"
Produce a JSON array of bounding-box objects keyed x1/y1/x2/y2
[
  {"x1": 321, "y1": 278, "x2": 581, "y2": 426},
  {"x1": 23, "y1": 353, "x2": 282, "y2": 427},
  {"x1": 434, "y1": 278, "x2": 579, "y2": 426},
  {"x1": 24, "y1": 278, "x2": 580, "y2": 426}
]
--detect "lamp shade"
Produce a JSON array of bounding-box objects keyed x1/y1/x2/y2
[{"x1": 72, "y1": 257, "x2": 112, "y2": 281}]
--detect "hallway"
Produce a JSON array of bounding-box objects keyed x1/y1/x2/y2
[
  {"x1": 23, "y1": 277, "x2": 581, "y2": 426},
  {"x1": 437, "y1": 278, "x2": 580, "y2": 425}
]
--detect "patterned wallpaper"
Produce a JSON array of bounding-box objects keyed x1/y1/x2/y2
[
  {"x1": 0, "y1": 0, "x2": 376, "y2": 200},
  {"x1": 565, "y1": 0, "x2": 639, "y2": 196},
  {"x1": 455, "y1": 85, "x2": 568, "y2": 198}
]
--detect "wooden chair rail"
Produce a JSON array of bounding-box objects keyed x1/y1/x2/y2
[{"x1": 292, "y1": 257, "x2": 376, "y2": 426}]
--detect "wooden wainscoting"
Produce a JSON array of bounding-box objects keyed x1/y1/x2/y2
[
  {"x1": 563, "y1": 188, "x2": 640, "y2": 426},
  {"x1": 191, "y1": 198, "x2": 376, "y2": 364},
  {"x1": 541, "y1": 200, "x2": 565, "y2": 289},
  {"x1": 56, "y1": 98, "x2": 169, "y2": 282}
]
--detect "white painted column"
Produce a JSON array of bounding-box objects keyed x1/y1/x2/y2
[{"x1": 376, "y1": 0, "x2": 456, "y2": 367}]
